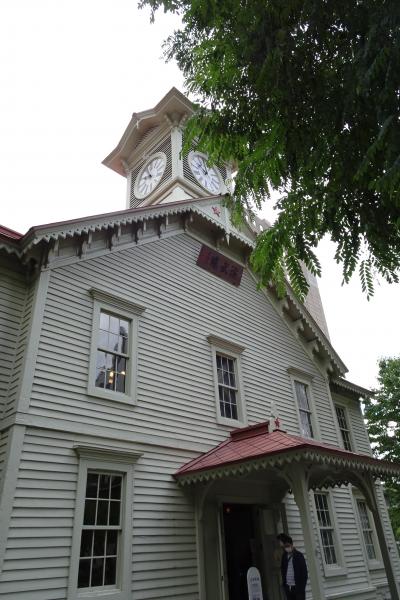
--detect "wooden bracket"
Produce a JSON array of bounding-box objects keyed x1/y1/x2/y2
[
  {"x1": 132, "y1": 221, "x2": 145, "y2": 243},
  {"x1": 106, "y1": 227, "x2": 116, "y2": 250},
  {"x1": 308, "y1": 339, "x2": 320, "y2": 355},
  {"x1": 215, "y1": 231, "x2": 225, "y2": 250},
  {"x1": 182, "y1": 212, "x2": 193, "y2": 232},
  {"x1": 77, "y1": 233, "x2": 92, "y2": 258},
  {"x1": 44, "y1": 239, "x2": 59, "y2": 266},
  {"x1": 156, "y1": 216, "x2": 167, "y2": 238}
]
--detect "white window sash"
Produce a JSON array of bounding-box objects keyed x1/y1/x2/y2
[
  {"x1": 312, "y1": 490, "x2": 346, "y2": 576},
  {"x1": 208, "y1": 335, "x2": 247, "y2": 427},
  {"x1": 67, "y1": 445, "x2": 140, "y2": 600},
  {"x1": 87, "y1": 289, "x2": 145, "y2": 404},
  {"x1": 290, "y1": 375, "x2": 319, "y2": 439},
  {"x1": 335, "y1": 404, "x2": 354, "y2": 451},
  {"x1": 356, "y1": 499, "x2": 380, "y2": 564}
]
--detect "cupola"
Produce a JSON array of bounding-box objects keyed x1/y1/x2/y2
[{"x1": 102, "y1": 87, "x2": 233, "y2": 208}]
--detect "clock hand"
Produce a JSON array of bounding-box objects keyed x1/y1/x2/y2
[{"x1": 195, "y1": 159, "x2": 208, "y2": 176}]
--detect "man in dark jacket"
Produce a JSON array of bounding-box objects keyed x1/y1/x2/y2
[{"x1": 277, "y1": 533, "x2": 308, "y2": 600}]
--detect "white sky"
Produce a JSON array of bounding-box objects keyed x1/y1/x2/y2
[{"x1": 1, "y1": 1, "x2": 398, "y2": 390}]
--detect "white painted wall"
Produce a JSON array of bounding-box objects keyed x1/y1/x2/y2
[{"x1": 0, "y1": 227, "x2": 398, "y2": 599}]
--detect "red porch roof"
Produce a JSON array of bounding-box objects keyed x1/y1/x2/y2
[{"x1": 175, "y1": 421, "x2": 400, "y2": 484}]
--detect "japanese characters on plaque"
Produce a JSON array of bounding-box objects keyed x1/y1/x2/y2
[{"x1": 196, "y1": 245, "x2": 243, "y2": 287}]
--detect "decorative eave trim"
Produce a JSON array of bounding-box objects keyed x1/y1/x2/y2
[
  {"x1": 284, "y1": 284, "x2": 347, "y2": 376},
  {"x1": 19, "y1": 197, "x2": 255, "y2": 254},
  {"x1": 207, "y1": 334, "x2": 245, "y2": 355},
  {"x1": 175, "y1": 446, "x2": 400, "y2": 487},
  {"x1": 7, "y1": 196, "x2": 347, "y2": 379},
  {"x1": 73, "y1": 443, "x2": 143, "y2": 463},
  {"x1": 89, "y1": 287, "x2": 146, "y2": 316},
  {"x1": 330, "y1": 377, "x2": 372, "y2": 398},
  {"x1": 0, "y1": 240, "x2": 22, "y2": 258}
]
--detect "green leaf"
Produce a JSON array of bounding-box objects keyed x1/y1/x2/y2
[{"x1": 140, "y1": 0, "x2": 400, "y2": 297}]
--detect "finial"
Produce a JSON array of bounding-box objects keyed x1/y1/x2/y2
[{"x1": 270, "y1": 401, "x2": 282, "y2": 431}]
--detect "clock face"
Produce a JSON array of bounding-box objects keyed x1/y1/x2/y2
[
  {"x1": 135, "y1": 153, "x2": 167, "y2": 199},
  {"x1": 189, "y1": 152, "x2": 221, "y2": 194}
]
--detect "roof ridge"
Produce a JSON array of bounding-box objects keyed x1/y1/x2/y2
[{"x1": 0, "y1": 224, "x2": 23, "y2": 239}]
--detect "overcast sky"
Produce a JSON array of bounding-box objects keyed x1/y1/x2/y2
[{"x1": 1, "y1": 1, "x2": 398, "y2": 390}]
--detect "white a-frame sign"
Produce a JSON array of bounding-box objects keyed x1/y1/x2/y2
[{"x1": 247, "y1": 567, "x2": 263, "y2": 600}]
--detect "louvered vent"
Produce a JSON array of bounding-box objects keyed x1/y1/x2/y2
[
  {"x1": 219, "y1": 164, "x2": 227, "y2": 184},
  {"x1": 182, "y1": 150, "x2": 200, "y2": 190},
  {"x1": 136, "y1": 125, "x2": 158, "y2": 147},
  {"x1": 129, "y1": 135, "x2": 172, "y2": 208}
]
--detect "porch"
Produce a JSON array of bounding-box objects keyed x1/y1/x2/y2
[{"x1": 175, "y1": 421, "x2": 400, "y2": 600}]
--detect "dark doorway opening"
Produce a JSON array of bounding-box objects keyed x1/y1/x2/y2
[{"x1": 222, "y1": 503, "x2": 262, "y2": 600}]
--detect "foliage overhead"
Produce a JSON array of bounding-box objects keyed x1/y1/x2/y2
[
  {"x1": 140, "y1": 0, "x2": 400, "y2": 299},
  {"x1": 364, "y1": 357, "x2": 400, "y2": 540}
]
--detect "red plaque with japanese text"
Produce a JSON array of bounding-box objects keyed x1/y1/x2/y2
[{"x1": 196, "y1": 245, "x2": 243, "y2": 286}]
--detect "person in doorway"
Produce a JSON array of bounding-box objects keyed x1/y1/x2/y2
[{"x1": 277, "y1": 533, "x2": 308, "y2": 600}]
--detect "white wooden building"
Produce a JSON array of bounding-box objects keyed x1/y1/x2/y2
[{"x1": 0, "y1": 88, "x2": 399, "y2": 600}]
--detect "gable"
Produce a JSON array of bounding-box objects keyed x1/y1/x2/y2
[
  {"x1": 4, "y1": 196, "x2": 346, "y2": 380},
  {"x1": 35, "y1": 232, "x2": 341, "y2": 447}
]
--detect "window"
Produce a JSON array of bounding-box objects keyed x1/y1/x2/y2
[
  {"x1": 88, "y1": 288, "x2": 145, "y2": 403},
  {"x1": 68, "y1": 444, "x2": 141, "y2": 600},
  {"x1": 208, "y1": 334, "x2": 246, "y2": 426},
  {"x1": 357, "y1": 500, "x2": 377, "y2": 561},
  {"x1": 95, "y1": 312, "x2": 129, "y2": 394},
  {"x1": 314, "y1": 493, "x2": 337, "y2": 565},
  {"x1": 78, "y1": 472, "x2": 123, "y2": 589},
  {"x1": 335, "y1": 405, "x2": 352, "y2": 451},
  {"x1": 216, "y1": 353, "x2": 239, "y2": 420},
  {"x1": 294, "y1": 380, "x2": 314, "y2": 438}
]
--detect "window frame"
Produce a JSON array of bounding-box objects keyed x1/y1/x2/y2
[
  {"x1": 68, "y1": 444, "x2": 141, "y2": 600},
  {"x1": 88, "y1": 288, "x2": 145, "y2": 404},
  {"x1": 77, "y1": 471, "x2": 123, "y2": 590},
  {"x1": 334, "y1": 403, "x2": 355, "y2": 452},
  {"x1": 312, "y1": 490, "x2": 347, "y2": 577},
  {"x1": 353, "y1": 492, "x2": 383, "y2": 570},
  {"x1": 207, "y1": 334, "x2": 247, "y2": 427},
  {"x1": 288, "y1": 370, "x2": 320, "y2": 440}
]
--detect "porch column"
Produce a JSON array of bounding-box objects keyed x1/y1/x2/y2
[
  {"x1": 362, "y1": 474, "x2": 400, "y2": 600},
  {"x1": 194, "y1": 485, "x2": 211, "y2": 600},
  {"x1": 286, "y1": 466, "x2": 325, "y2": 600}
]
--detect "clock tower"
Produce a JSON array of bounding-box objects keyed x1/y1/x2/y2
[{"x1": 103, "y1": 88, "x2": 233, "y2": 208}]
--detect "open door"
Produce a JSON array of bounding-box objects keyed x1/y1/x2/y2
[
  {"x1": 218, "y1": 503, "x2": 287, "y2": 600},
  {"x1": 221, "y1": 503, "x2": 264, "y2": 600}
]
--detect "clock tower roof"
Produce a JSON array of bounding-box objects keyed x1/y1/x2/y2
[{"x1": 103, "y1": 87, "x2": 195, "y2": 177}]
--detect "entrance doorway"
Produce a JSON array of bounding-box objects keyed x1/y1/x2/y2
[{"x1": 222, "y1": 503, "x2": 264, "y2": 600}]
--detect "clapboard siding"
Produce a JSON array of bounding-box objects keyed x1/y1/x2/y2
[
  {"x1": 29, "y1": 234, "x2": 340, "y2": 450},
  {"x1": 132, "y1": 449, "x2": 198, "y2": 600},
  {"x1": 1, "y1": 429, "x2": 72, "y2": 599},
  {"x1": 2, "y1": 231, "x2": 398, "y2": 599},
  {"x1": 0, "y1": 261, "x2": 28, "y2": 417},
  {"x1": 4, "y1": 277, "x2": 37, "y2": 419},
  {"x1": 284, "y1": 485, "x2": 392, "y2": 598},
  {"x1": 1, "y1": 427, "x2": 198, "y2": 600},
  {"x1": 0, "y1": 429, "x2": 9, "y2": 494},
  {"x1": 348, "y1": 400, "x2": 373, "y2": 455},
  {"x1": 327, "y1": 487, "x2": 370, "y2": 590}
]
